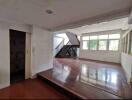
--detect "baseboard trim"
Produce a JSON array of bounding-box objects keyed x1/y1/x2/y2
[{"x1": 79, "y1": 58, "x2": 121, "y2": 66}]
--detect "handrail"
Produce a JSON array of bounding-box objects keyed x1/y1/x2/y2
[
  {"x1": 55, "y1": 40, "x2": 71, "y2": 50},
  {"x1": 66, "y1": 41, "x2": 71, "y2": 45},
  {"x1": 54, "y1": 32, "x2": 80, "y2": 57},
  {"x1": 66, "y1": 32, "x2": 80, "y2": 45},
  {"x1": 55, "y1": 39, "x2": 64, "y2": 49}
]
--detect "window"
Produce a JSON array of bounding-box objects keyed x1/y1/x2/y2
[
  {"x1": 90, "y1": 36, "x2": 98, "y2": 40},
  {"x1": 122, "y1": 31, "x2": 132, "y2": 54},
  {"x1": 99, "y1": 35, "x2": 108, "y2": 39},
  {"x1": 109, "y1": 34, "x2": 120, "y2": 39},
  {"x1": 108, "y1": 34, "x2": 120, "y2": 51},
  {"x1": 90, "y1": 40, "x2": 98, "y2": 50},
  {"x1": 83, "y1": 41, "x2": 89, "y2": 50},
  {"x1": 82, "y1": 36, "x2": 89, "y2": 50},
  {"x1": 82, "y1": 32, "x2": 120, "y2": 51},
  {"x1": 90, "y1": 36, "x2": 98, "y2": 50},
  {"x1": 98, "y1": 35, "x2": 108, "y2": 50},
  {"x1": 99, "y1": 40, "x2": 107, "y2": 50},
  {"x1": 109, "y1": 40, "x2": 119, "y2": 51},
  {"x1": 82, "y1": 36, "x2": 89, "y2": 40}
]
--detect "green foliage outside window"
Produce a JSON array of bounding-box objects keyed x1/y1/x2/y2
[{"x1": 89, "y1": 40, "x2": 98, "y2": 50}]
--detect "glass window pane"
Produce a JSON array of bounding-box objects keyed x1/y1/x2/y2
[
  {"x1": 83, "y1": 41, "x2": 89, "y2": 50},
  {"x1": 109, "y1": 40, "x2": 119, "y2": 51},
  {"x1": 99, "y1": 35, "x2": 108, "y2": 39},
  {"x1": 90, "y1": 40, "x2": 97, "y2": 50},
  {"x1": 90, "y1": 36, "x2": 98, "y2": 40},
  {"x1": 109, "y1": 34, "x2": 120, "y2": 39},
  {"x1": 99, "y1": 40, "x2": 107, "y2": 50},
  {"x1": 82, "y1": 36, "x2": 89, "y2": 40}
]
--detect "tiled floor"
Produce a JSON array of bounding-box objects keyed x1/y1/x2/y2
[{"x1": 38, "y1": 58, "x2": 132, "y2": 99}]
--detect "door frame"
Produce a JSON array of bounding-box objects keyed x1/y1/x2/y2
[
  {"x1": 25, "y1": 32, "x2": 31, "y2": 79},
  {"x1": 9, "y1": 30, "x2": 31, "y2": 81}
]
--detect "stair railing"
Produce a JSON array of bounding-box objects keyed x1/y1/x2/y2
[
  {"x1": 66, "y1": 41, "x2": 71, "y2": 45},
  {"x1": 55, "y1": 39, "x2": 64, "y2": 56}
]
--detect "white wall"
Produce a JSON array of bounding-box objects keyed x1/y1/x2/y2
[
  {"x1": 79, "y1": 30, "x2": 122, "y2": 63},
  {"x1": 56, "y1": 33, "x2": 69, "y2": 45},
  {"x1": 0, "y1": 23, "x2": 10, "y2": 89},
  {"x1": 53, "y1": 37, "x2": 63, "y2": 49},
  {"x1": 79, "y1": 50, "x2": 121, "y2": 63},
  {"x1": 53, "y1": 36, "x2": 63, "y2": 56},
  {"x1": 0, "y1": 21, "x2": 31, "y2": 89},
  {"x1": 0, "y1": 22, "x2": 53, "y2": 89},
  {"x1": 121, "y1": 53, "x2": 132, "y2": 83},
  {"x1": 31, "y1": 26, "x2": 53, "y2": 77},
  {"x1": 9, "y1": 23, "x2": 31, "y2": 33}
]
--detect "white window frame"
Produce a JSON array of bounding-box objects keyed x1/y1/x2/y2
[
  {"x1": 122, "y1": 30, "x2": 132, "y2": 55},
  {"x1": 108, "y1": 39, "x2": 120, "y2": 51},
  {"x1": 89, "y1": 35, "x2": 98, "y2": 51},
  {"x1": 98, "y1": 39, "x2": 108, "y2": 51},
  {"x1": 82, "y1": 36, "x2": 89, "y2": 50},
  {"x1": 82, "y1": 33, "x2": 121, "y2": 52}
]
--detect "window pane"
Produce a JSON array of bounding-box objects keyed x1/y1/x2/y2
[
  {"x1": 82, "y1": 36, "x2": 89, "y2": 40},
  {"x1": 109, "y1": 40, "x2": 119, "y2": 51},
  {"x1": 90, "y1": 36, "x2": 98, "y2": 40},
  {"x1": 90, "y1": 40, "x2": 97, "y2": 50},
  {"x1": 83, "y1": 41, "x2": 89, "y2": 50},
  {"x1": 109, "y1": 34, "x2": 120, "y2": 39},
  {"x1": 99, "y1": 40, "x2": 107, "y2": 50},
  {"x1": 99, "y1": 35, "x2": 108, "y2": 39}
]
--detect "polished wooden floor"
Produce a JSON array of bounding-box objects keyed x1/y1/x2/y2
[
  {"x1": 0, "y1": 78, "x2": 68, "y2": 99},
  {"x1": 38, "y1": 58, "x2": 132, "y2": 99}
]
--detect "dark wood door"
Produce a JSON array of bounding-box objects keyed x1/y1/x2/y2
[{"x1": 10, "y1": 29, "x2": 26, "y2": 84}]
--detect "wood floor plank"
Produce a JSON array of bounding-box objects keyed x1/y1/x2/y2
[
  {"x1": 38, "y1": 58, "x2": 132, "y2": 99},
  {"x1": 0, "y1": 78, "x2": 68, "y2": 99}
]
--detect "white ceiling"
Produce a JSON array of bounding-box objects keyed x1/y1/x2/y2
[
  {"x1": 0, "y1": 0, "x2": 131, "y2": 30},
  {"x1": 54, "y1": 17, "x2": 129, "y2": 35},
  {"x1": 67, "y1": 17, "x2": 129, "y2": 35}
]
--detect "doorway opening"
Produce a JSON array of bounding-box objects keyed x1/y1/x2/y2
[{"x1": 10, "y1": 29, "x2": 26, "y2": 84}]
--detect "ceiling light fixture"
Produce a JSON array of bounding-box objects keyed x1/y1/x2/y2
[{"x1": 46, "y1": 9, "x2": 53, "y2": 14}]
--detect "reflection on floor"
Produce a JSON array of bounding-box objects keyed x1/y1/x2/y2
[
  {"x1": 80, "y1": 64, "x2": 128, "y2": 95},
  {"x1": 38, "y1": 58, "x2": 132, "y2": 99}
]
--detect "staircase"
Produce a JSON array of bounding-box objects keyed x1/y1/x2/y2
[
  {"x1": 55, "y1": 32, "x2": 80, "y2": 58},
  {"x1": 55, "y1": 45, "x2": 79, "y2": 58}
]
